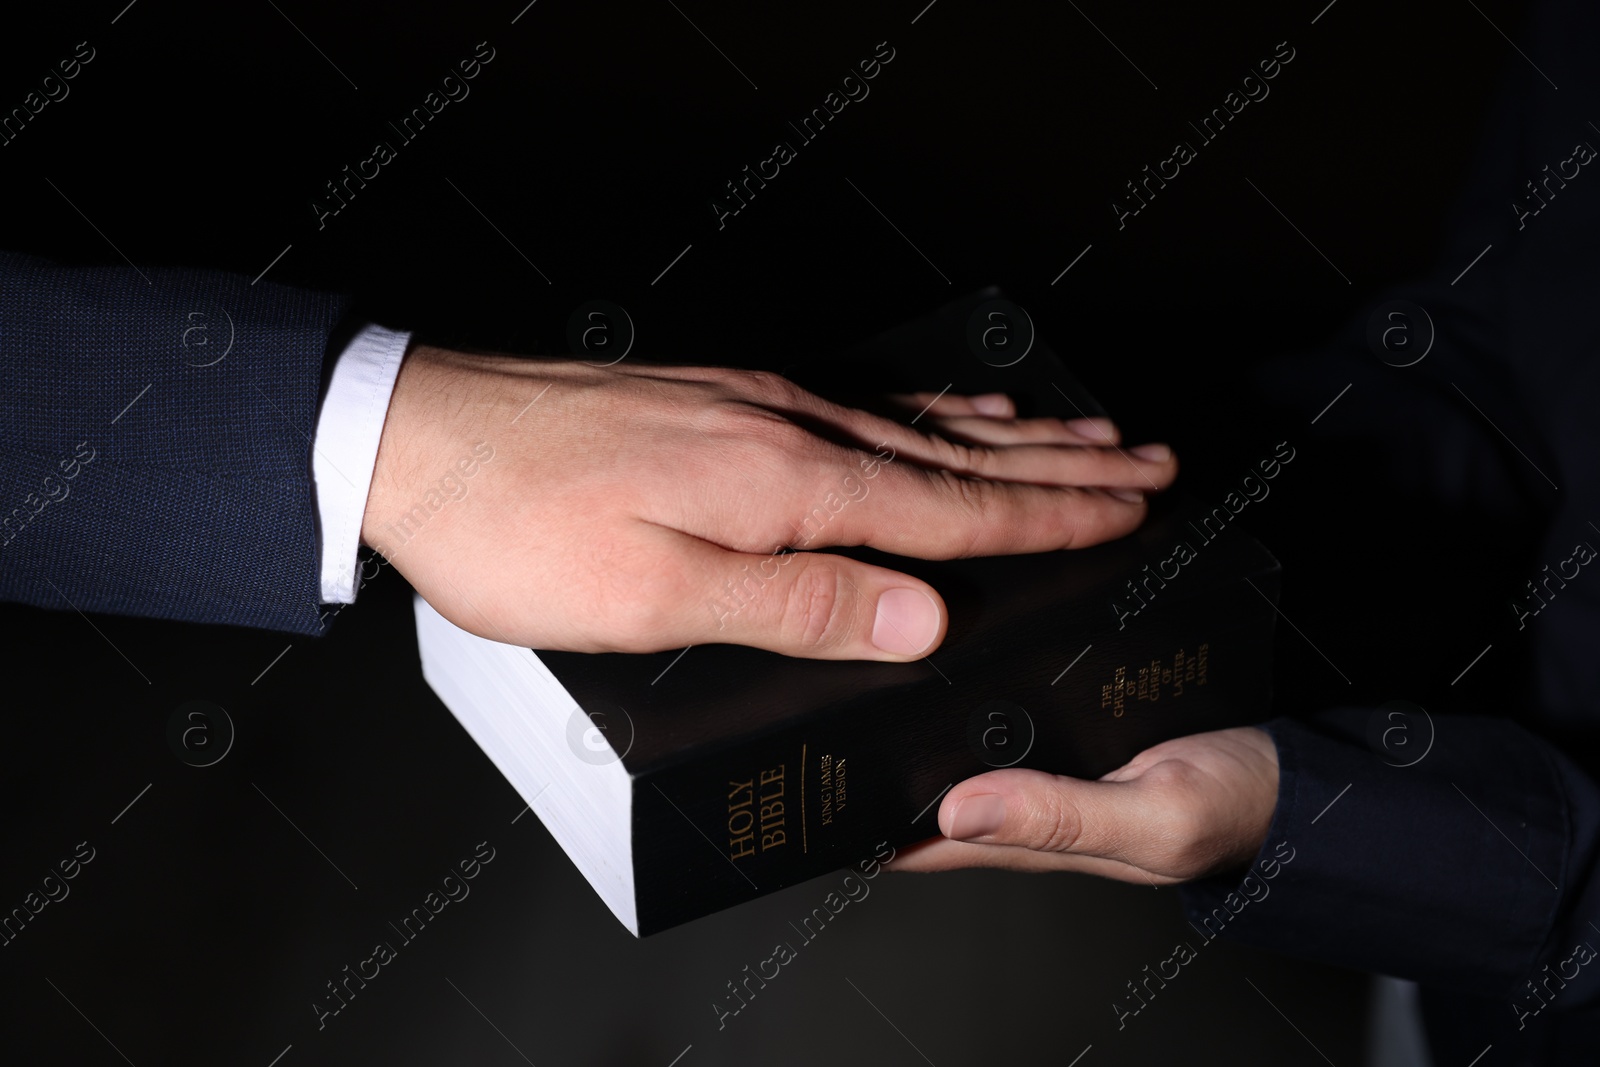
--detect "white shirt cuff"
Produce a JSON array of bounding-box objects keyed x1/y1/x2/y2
[{"x1": 312, "y1": 322, "x2": 410, "y2": 604}]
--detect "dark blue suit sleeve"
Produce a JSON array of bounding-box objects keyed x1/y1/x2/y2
[
  {"x1": 1179, "y1": 712, "x2": 1600, "y2": 1002},
  {"x1": 1177, "y1": 0, "x2": 1600, "y2": 1053},
  {"x1": 0, "y1": 251, "x2": 351, "y2": 634}
]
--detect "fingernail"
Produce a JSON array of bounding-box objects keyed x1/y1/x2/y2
[
  {"x1": 1107, "y1": 487, "x2": 1144, "y2": 503},
  {"x1": 1065, "y1": 417, "x2": 1115, "y2": 440},
  {"x1": 969, "y1": 393, "x2": 1012, "y2": 416},
  {"x1": 873, "y1": 588, "x2": 941, "y2": 656},
  {"x1": 947, "y1": 794, "x2": 1007, "y2": 840},
  {"x1": 1131, "y1": 443, "x2": 1171, "y2": 462}
]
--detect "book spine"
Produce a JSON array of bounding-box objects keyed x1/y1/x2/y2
[{"x1": 629, "y1": 571, "x2": 1278, "y2": 934}]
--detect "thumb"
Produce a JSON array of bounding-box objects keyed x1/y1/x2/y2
[
  {"x1": 663, "y1": 529, "x2": 948, "y2": 661},
  {"x1": 937, "y1": 767, "x2": 1143, "y2": 860}
]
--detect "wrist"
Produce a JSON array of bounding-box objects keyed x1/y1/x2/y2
[{"x1": 360, "y1": 340, "x2": 436, "y2": 556}]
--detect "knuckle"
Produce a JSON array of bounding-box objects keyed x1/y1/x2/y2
[
  {"x1": 968, "y1": 443, "x2": 1004, "y2": 477},
  {"x1": 1036, "y1": 791, "x2": 1084, "y2": 853},
  {"x1": 761, "y1": 416, "x2": 818, "y2": 455},
  {"x1": 722, "y1": 403, "x2": 811, "y2": 448},
  {"x1": 937, "y1": 473, "x2": 993, "y2": 556},
  {"x1": 780, "y1": 563, "x2": 851, "y2": 651},
  {"x1": 1051, "y1": 488, "x2": 1090, "y2": 549},
  {"x1": 928, "y1": 432, "x2": 981, "y2": 474},
  {"x1": 739, "y1": 368, "x2": 798, "y2": 403},
  {"x1": 944, "y1": 470, "x2": 990, "y2": 516},
  {"x1": 687, "y1": 365, "x2": 744, "y2": 390},
  {"x1": 761, "y1": 428, "x2": 828, "y2": 483},
  {"x1": 708, "y1": 405, "x2": 822, "y2": 479}
]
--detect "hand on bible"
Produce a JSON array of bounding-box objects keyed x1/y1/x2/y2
[
  {"x1": 886, "y1": 726, "x2": 1279, "y2": 881},
  {"x1": 360, "y1": 344, "x2": 1177, "y2": 659}
]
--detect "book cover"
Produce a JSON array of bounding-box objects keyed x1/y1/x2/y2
[{"x1": 414, "y1": 290, "x2": 1280, "y2": 935}]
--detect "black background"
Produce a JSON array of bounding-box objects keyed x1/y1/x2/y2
[{"x1": 0, "y1": 0, "x2": 1543, "y2": 1063}]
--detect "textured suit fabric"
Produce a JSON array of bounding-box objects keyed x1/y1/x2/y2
[
  {"x1": 0, "y1": 251, "x2": 349, "y2": 634},
  {"x1": 1178, "y1": 1, "x2": 1600, "y2": 1061}
]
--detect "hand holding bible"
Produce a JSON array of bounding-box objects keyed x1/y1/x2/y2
[{"x1": 887, "y1": 726, "x2": 1280, "y2": 882}]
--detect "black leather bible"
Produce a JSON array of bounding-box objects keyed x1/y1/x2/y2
[{"x1": 414, "y1": 291, "x2": 1280, "y2": 935}]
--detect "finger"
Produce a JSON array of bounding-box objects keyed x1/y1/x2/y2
[
  {"x1": 885, "y1": 394, "x2": 1127, "y2": 455},
  {"x1": 822, "y1": 416, "x2": 1176, "y2": 491},
  {"x1": 644, "y1": 525, "x2": 949, "y2": 661},
  {"x1": 1059, "y1": 416, "x2": 1121, "y2": 446},
  {"x1": 933, "y1": 767, "x2": 1150, "y2": 863},
  {"x1": 788, "y1": 397, "x2": 1171, "y2": 491},
  {"x1": 887, "y1": 391, "x2": 1016, "y2": 419},
  {"x1": 925, "y1": 414, "x2": 1124, "y2": 448},
  {"x1": 638, "y1": 430, "x2": 1153, "y2": 557},
  {"x1": 884, "y1": 835, "x2": 1180, "y2": 884},
  {"x1": 886, "y1": 390, "x2": 1122, "y2": 446},
  {"x1": 799, "y1": 464, "x2": 1154, "y2": 555},
  {"x1": 914, "y1": 440, "x2": 1176, "y2": 490},
  {"x1": 727, "y1": 374, "x2": 1157, "y2": 490}
]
